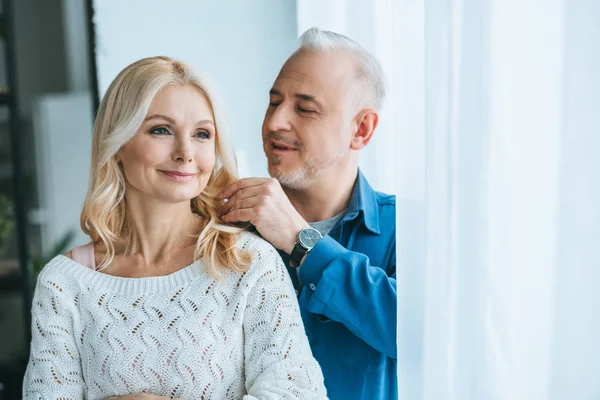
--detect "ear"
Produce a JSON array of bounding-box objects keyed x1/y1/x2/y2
[{"x1": 350, "y1": 109, "x2": 379, "y2": 150}]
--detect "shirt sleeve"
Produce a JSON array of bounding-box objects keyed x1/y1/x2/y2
[
  {"x1": 299, "y1": 235, "x2": 397, "y2": 359},
  {"x1": 242, "y1": 245, "x2": 328, "y2": 400},
  {"x1": 22, "y1": 269, "x2": 86, "y2": 399}
]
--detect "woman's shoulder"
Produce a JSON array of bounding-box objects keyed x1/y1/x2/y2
[
  {"x1": 230, "y1": 230, "x2": 287, "y2": 280},
  {"x1": 33, "y1": 254, "x2": 80, "y2": 290},
  {"x1": 235, "y1": 230, "x2": 282, "y2": 262},
  {"x1": 42, "y1": 240, "x2": 98, "y2": 280}
]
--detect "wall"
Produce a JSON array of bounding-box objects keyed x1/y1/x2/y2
[{"x1": 92, "y1": 0, "x2": 299, "y2": 178}]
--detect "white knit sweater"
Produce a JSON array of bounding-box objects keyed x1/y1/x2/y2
[{"x1": 22, "y1": 232, "x2": 327, "y2": 399}]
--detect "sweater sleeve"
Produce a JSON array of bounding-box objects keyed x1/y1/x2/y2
[
  {"x1": 242, "y1": 245, "x2": 328, "y2": 400},
  {"x1": 22, "y1": 267, "x2": 86, "y2": 399}
]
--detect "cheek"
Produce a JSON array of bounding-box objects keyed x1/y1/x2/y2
[
  {"x1": 195, "y1": 144, "x2": 216, "y2": 172},
  {"x1": 122, "y1": 136, "x2": 170, "y2": 166},
  {"x1": 137, "y1": 147, "x2": 166, "y2": 167},
  {"x1": 120, "y1": 141, "x2": 168, "y2": 180},
  {"x1": 297, "y1": 121, "x2": 328, "y2": 150},
  {"x1": 302, "y1": 125, "x2": 347, "y2": 158}
]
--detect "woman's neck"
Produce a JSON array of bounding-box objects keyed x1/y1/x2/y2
[{"x1": 119, "y1": 196, "x2": 203, "y2": 265}]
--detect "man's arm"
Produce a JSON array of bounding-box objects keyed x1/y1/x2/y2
[{"x1": 299, "y1": 236, "x2": 396, "y2": 358}]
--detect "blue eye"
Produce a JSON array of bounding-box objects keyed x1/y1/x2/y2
[
  {"x1": 195, "y1": 130, "x2": 210, "y2": 139},
  {"x1": 150, "y1": 127, "x2": 170, "y2": 135}
]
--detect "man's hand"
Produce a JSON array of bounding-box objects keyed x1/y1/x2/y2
[{"x1": 219, "y1": 178, "x2": 309, "y2": 254}]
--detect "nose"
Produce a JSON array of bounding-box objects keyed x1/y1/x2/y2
[
  {"x1": 265, "y1": 102, "x2": 292, "y2": 133},
  {"x1": 172, "y1": 136, "x2": 193, "y2": 163}
]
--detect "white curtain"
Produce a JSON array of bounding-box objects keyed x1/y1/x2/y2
[
  {"x1": 395, "y1": 0, "x2": 600, "y2": 399},
  {"x1": 296, "y1": 0, "x2": 400, "y2": 195}
]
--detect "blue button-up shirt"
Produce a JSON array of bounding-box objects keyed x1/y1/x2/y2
[{"x1": 279, "y1": 171, "x2": 397, "y2": 400}]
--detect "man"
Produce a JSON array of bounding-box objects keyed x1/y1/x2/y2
[{"x1": 219, "y1": 27, "x2": 396, "y2": 399}]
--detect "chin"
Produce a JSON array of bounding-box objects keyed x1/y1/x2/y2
[
  {"x1": 268, "y1": 164, "x2": 290, "y2": 179},
  {"x1": 269, "y1": 157, "x2": 297, "y2": 173}
]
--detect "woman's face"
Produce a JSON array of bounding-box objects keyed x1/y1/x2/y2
[{"x1": 117, "y1": 84, "x2": 217, "y2": 205}]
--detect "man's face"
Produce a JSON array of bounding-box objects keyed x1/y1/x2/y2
[{"x1": 262, "y1": 50, "x2": 359, "y2": 190}]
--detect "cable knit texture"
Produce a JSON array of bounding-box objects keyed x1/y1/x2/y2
[{"x1": 23, "y1": 232, "x2": 327, "y2": 399}]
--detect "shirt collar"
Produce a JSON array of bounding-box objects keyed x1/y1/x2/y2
[{"x1": 343, "y1": 169, "x2": 381, "y2": 234}]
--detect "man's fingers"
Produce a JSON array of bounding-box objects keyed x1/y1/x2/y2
[
  {"x1": 219, "y1": 178, "x2": 268, "y2": 200},
  {"x1": 219, "y1": 186, "x2": 262, "y2": 215},
  {"x1": 221, "y1": 207, "x2": 255, "y2": 224},
  {"x1": 221, "y1": 197, "x2": 259, "y2": 216}
]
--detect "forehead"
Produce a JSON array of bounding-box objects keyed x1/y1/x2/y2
[
  {"x1": 272, "y1": 50, "x2": 358, "y2": 102},
  {"x1": 148, "y1": 84, "x2": 213, "y2": 119}
]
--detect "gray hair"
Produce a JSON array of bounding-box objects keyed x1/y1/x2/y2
[{"x1": 298, "y1": 27, "x2": 386, "y2": 111}]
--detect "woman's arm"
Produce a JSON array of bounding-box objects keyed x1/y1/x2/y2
[
  {"x1": 22, "y1": 269, "x2": 86, "y2": 399},
  {"x1": 242, "y1": 244, "x2": 328, "y2": 400}
]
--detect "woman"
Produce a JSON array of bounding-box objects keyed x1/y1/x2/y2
[{"x1": 22, "y1": 56, "x2": 327, "y2": 399}]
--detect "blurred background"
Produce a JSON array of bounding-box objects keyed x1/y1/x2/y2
[{"x1": 0, "y1": 0, "x2": 96, "y2": 396}]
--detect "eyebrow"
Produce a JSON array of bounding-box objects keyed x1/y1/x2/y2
[
  {"x1": 269, "y1": 89, "x2": 322, "y2": 107},
  {"x1": 144, "y1": 114, "x2": 215, "y2": 126}
]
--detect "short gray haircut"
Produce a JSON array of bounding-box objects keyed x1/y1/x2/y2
[{"x1": 298, "y1": 27, "x2": 386, "y2": 111}]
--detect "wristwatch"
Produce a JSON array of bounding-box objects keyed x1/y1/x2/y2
[{"x1": 289, "y1": 227, "x2": 323, "y2": 267}]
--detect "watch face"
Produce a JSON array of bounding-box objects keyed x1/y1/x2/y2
[{"x1": 299, "y1": 228, "x2": 322, "y2": 248}]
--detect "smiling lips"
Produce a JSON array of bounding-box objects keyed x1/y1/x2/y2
[
  {"x1": 159, "y1": 170, "x2": 196, "y2": 182},
  {"x1": 271, "y1": 139, "x2": 298, "y2": 154}
]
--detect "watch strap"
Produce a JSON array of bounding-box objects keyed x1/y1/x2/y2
[{"x1": 289, "y1": 240, "x2": 307, "y2": 267}]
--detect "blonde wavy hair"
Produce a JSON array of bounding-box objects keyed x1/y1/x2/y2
[{"x1": 80, "y1": 56, "x2": 252, "y2": 277}]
